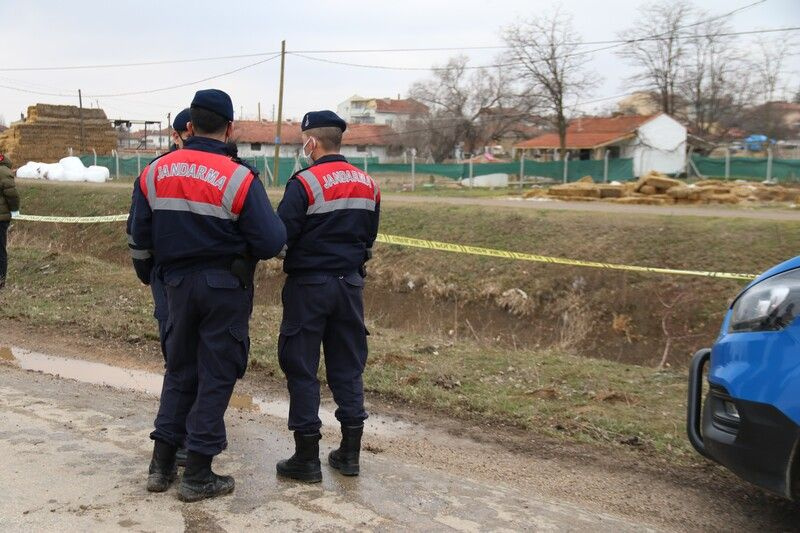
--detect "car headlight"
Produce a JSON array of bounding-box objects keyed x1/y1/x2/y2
[{"x1": 730, "y1": 268, "x2": 800, "y2": 332}]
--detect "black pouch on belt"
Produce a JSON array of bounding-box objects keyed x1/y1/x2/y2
[{"x1": 230, "y1": 256, "x2": 256, "y2": 289}]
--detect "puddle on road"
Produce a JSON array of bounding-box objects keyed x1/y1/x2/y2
[
  {"x1": 1, "y1": 346, "x2": 414, "y2": 437},
  {"x1": 0, "y1": 346, "x2": 13, "y2": 361}
]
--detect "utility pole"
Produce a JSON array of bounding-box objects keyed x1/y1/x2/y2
[
  {"x1": 272, "y1": 40, "x2": 286, "y2": 187},
  {"x1": 78, "y1": 89, "x2": 86, "y2": 154}
]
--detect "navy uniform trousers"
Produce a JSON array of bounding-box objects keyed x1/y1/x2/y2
[
  {"x1": 279, "y1": 273, "x2": 369, "y2": 434},
  {"x1": 151, "y1": 269, "x2": 251, "y2": 456},
  {"x1": 150, "y1": 269, "x2": 169, "y2": 361}
]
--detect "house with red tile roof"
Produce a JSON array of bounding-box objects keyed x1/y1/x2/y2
[
  {"x1": 337, "y1": 95, "x2": 428, "y2": 126},
  {"x1": 514, "y1": 113, "x2": 687, "y2": 177},
  {"x1": 232, "y1": 120, "x2": 398, "y2": 162}
]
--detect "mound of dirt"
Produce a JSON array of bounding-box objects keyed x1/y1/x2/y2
[{"x1": 525, "y1": 170, "x2": 799, "y2": 206}]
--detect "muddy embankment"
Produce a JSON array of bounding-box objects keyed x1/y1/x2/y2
[
  {"x1": 254, "y1": 259, "x2": 731, "y2": 368},
  {"x1": 10, "y1": 213, "x2": 744, "y2": 369}
]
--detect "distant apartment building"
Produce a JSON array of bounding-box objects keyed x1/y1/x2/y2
[{"x1": 337, "y1": 95, "x2": 428, "y2": 126}]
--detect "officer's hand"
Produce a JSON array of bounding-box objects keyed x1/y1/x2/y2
[{"x1": 276, "y1": 244, "x2": 287, "y2": 260}]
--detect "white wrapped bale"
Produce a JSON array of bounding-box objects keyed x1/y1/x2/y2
[{"x1": 85, "y1": 165, "x2": 110, "y2": 183}]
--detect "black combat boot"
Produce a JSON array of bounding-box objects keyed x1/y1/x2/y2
[
  {"x1": 177, "y1": 451, "x2": 235, "y2": 502},
  {"x1": 276, "y1": 432, "x2": 322, "y2": 482},
  {"x1": 146, "y1": 439, "x2": 178, "y2": 492},
  {"x1": 328, "y1": 424, "x2": 363, "y2": 476},
  {"x1": 175, "y1": 447, "x2": 188, "y2": 468}
]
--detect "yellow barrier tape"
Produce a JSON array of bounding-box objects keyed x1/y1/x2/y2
[
  {"x1": 13, "y1": 213, "x2": 758, "y2": 280},
  {"x1": 15, "y1": 213, "x2": 129, "y2": 224},
  {"x1": 374, "y1": 234, "x2": 758, "y2": 281}
]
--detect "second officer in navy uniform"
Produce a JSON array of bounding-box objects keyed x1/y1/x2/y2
[
  {"x1": 127, "y1": 106, "x2": 194, "y2": 467},
  {"x1": 129, "y1": 89, "x2": 286, "y2": 501},
  {"x1": 276, "y1": 110, "x2": 380, "y2": 482}
]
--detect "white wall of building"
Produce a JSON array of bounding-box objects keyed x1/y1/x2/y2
[
  {"x1": 340, "y1": 145, "x2": 388, "y2": 162},
  {"x1": 336, "y1": 96, "x2": 407, "y2": 126},
  {"x1": 620, "y1": 114, "x2": 687, "y2": 176},
  {"x1": 236, "y1": 142, "x2": 301, "y2": 158}
]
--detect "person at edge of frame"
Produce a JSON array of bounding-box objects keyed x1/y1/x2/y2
[
  {"x1": 0, "y1": 153, "x2": 20, "y2": 290},
  {"x1": 275, "y1": 109, "x2": 380, "y2": 483},
  {"x1": 128, "y1": 89, "x2": 286, "y2": 502}
]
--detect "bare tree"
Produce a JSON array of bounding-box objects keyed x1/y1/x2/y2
[
  {"x1": 407, "y1": 56, "x2": 536, "y2": 162},
  {"x1": 679, "y1": 16, "x2": 754, "y2": 137},
  {"x1": 504, "y1": 10, "x2": 595, "y2": 159},
  {"x1": 755, "y1": 37, "x2": 792, "y2": 104},
  {"x1": 738, "y1": 37, "x2": 797, "y2": 139},
  {"x1": 617, "y1": 0, "x2": 694, "y2": 116}
]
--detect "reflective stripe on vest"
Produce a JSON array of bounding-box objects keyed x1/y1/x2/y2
[
  {"x1": 297, "y1": 169, "x2": 324, "y2": 208},
  {"x1": 126, "y1": 232, "x2": 152, "y2": 260},
  {"x1": 145, "y1": 163, "x2": 157, "y2": 210},
  {"x1": 221, "y1": 165, "x2": 252, "y2": 215},
  {"x1": 296, "y1": 168, "x2": 378, "y2": 216}
]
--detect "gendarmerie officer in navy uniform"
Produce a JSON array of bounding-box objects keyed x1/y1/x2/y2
[
  {"x1": 128, "y1": 89, "x2": 286, "y2": 501},
  {"x1": 170, "y1": 107, "x2": 192, "y2": 151},
  {"x1": 275, "y1": 110, "x2": 380, "y2": 482},
  {"x1": 126, "y1": 107, "x2": 194, "y2": 467},
  {"x1": 138, "y1": 108, "x2": 194, "y2": 361}
]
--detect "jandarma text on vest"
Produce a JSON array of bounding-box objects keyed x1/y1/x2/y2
[
  {"x1": 321, "y1": 170, "x2": 373, "y2": 190},
  {"x1": 156, "y1": 163, "x2": 227, "y2": 191}
]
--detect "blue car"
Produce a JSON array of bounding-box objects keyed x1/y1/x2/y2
[{"x1": 688, "y1": 256, "x2": 800, "y2": 500}]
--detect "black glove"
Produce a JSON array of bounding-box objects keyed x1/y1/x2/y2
[
  {"x1": 132, "y1": 258, "x2": 154, "y2": 285},
  {"x1": 231, "y1": 256, "x2": 257, "y2": 289}
]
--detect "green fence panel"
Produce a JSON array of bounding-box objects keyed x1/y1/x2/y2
[
  {"x1": 692, "y1": 155, "x2": 800, "y2": 182},
  {"x1": 80, "y1": 154, "x2": 636, "y2": 184},
  {"x1": 362, "y1": 163, "x2": 463, "y2": 179},
  {"x1": 82, "y1": 155, "x2": 318, "y2": 185},
  {"x1": 461, "y1": 159, "x2": 634, "y2": 182}
]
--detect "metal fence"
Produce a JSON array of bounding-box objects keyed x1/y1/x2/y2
[
  {"x1": 691, "y1": 154, "x2": 800, "y2": 182},
  {"x1": 81, "y1": 152, "x2": 636, "y2": 185}
]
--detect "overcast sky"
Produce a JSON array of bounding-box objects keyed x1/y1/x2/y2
[{"x1": 1, "y1": 0, "x2": 799, "y2": 128}]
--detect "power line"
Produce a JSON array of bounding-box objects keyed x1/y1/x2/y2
[
  {"x1": 289, "y1": 27, "x2": 800, "y2": 73},
  {"x1": 0, "y1": 54, "x2": 280, "y2": 101},
  {"x1": 0, "y1": 84, "x2": 75, "y2": 98},
  {"x1": 0, "y1": 51, "x2": 282, "y2": 73},
  {"x1": 0, "y1": 0, "x2": 769, "y2": 73},
  {"x1": 85, "y1": 54, "x2": 281, "y2": 98}
]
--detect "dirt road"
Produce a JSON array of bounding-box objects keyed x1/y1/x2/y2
[
  {"x1": 1, "y1": 349, "x2": 647, "y2": 532},
  {"x1": 1, "y1": 339, "x2": 798, "y2": 532},
  {"x1": 381, "y1": 194, "x2": 800, "y2": 221}
]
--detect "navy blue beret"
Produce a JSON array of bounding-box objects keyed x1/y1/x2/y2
[
  {"x1": 191, "y1": 89, "x2": 234, "y2": 122},
  {"x1": 301, "y1": 110, "x2": 347, "y2": 132},
  {"x1": 172, "y1": 108, "x2": 191, "y2": 132}
]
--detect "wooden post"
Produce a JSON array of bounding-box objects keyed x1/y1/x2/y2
[
  {"x1": 725, "y1": 148, "x2": 730, "y2": 180},
  {"x1": 411, "y1": 149, "x2": 416, "y2": 191},
  {"x1": 78, "y1": 89, "x2": 86, "y2": 154},
  {"x1": 272, "y1": 40, "x2": 286, "y2": 187},
  {"x1": 767, "y1": 146, "x2": 773, "y2": 182}
]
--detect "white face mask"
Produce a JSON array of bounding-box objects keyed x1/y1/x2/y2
[{"x1": 300, "y1": 137, "x2": 315, "y2": 163}]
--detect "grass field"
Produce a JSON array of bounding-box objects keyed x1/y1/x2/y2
[{"x1": 5, "y1": 180, "x2": 800, "y2": 462}]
